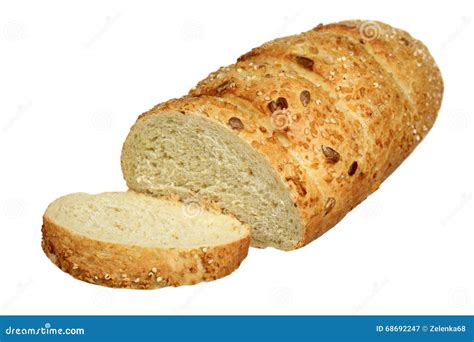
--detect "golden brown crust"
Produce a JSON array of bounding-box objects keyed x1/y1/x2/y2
[
  {"x1": 320, "y1": 21, "x2": 444, "y2": 125},
  {"x1": 41, "y1": 215, "x2": 250, "y2": 289},
  {"x1": 130, "y1": 20, "x2": 443, "y2": 249}
]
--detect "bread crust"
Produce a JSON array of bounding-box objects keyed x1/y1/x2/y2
[
  {"x1": 125, "y1": 20, "x2": 443, "y2": 249},
  {"x1": 42, "y1": 214, "x2": 250, "y2": 289}
]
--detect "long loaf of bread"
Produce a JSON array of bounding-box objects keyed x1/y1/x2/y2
[{"x1": 121, "y1": 20, "x2": 444, "y2": 251}]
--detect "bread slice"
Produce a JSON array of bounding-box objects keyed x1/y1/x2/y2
[{"x1": 41, "y1": 192, "x2": 250, "y2": 289}]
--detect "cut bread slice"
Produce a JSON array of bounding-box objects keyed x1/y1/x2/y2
[
  {"x1": 121, "y1": 110, "x2": 303, "y2": 251},
  {"x1": 42, "y1": 192, "x2": 250, "y2": 289}
]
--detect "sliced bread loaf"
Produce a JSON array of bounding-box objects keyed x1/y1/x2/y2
[
  {"x1": 121, "y1": 20, "x2": 443, "y2": 250},
  {"x1": 42, "y1": 192, "x2": 250, "y2": 289}
]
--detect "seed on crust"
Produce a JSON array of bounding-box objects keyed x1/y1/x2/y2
[
  {"x1": 216, "y1": 80, "x2": 235, "y2": 94},
  {"x1": 300, "y1": 90, "x2": 311, "y2": 107},
  {"x1": 348, "y1": 161, "x2": 358, "y2": 176},
  {"x1": 228, "y1": 117, "x2": 244, "y2": 130},
  {"x1": 324, "y1": 197, "x2": 336, "y2": 215},
  {"x1": 295, "y1": 56, "x2": 314, "y2": 70},
  {"x1": 268, "y1": 97, "x2": 288, "y2": 113},
  {"x1": 321, "y1": 145, "x2": 341, "y2": 163},
  {"x1": 399, "y1": 37, "x2": 410, "y2": 46},
  {"x1": 286, "y1": 177, "x2": 307, "y2": 197}
]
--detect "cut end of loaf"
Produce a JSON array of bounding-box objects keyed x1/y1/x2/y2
[
  {"x1": 121, "y1": 112, "x2": 305, "y2": 251},
  {"x1": 42, "y1": 192, "x2": 250, "y2": 289}
]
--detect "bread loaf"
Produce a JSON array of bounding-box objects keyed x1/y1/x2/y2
[
  {"x1": 42, "y1": 192, "x2": 250, "y2": 289},
  {"x1": 121, "y1": 20, "x2": 443, "y2": 250}
]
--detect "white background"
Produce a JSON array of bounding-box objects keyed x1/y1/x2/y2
[{"x1": 0, "y1": 0, "x2": 473, "y2": 315}]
